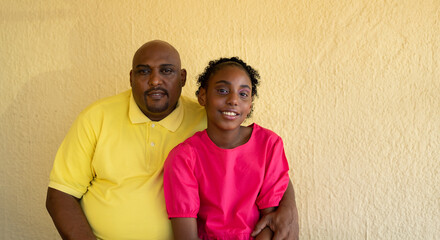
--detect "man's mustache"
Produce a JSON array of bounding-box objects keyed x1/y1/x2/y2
[{"x1": 144, "y1": 87, "x2": 168, "y2": 96}]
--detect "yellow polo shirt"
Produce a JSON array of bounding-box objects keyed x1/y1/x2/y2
[{"x1": 49, "y1": 90, "x2": 206, "y2": 240}]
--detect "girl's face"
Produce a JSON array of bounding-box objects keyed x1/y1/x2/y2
[{"x1": 198, "y1": 65, "x2": 252, "y2": 132}]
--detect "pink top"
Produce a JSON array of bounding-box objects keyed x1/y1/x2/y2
[{"x1": 164, "y1": 124, "x2": 289, "y2": 240}]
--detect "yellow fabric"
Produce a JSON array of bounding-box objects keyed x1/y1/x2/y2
[{"x1": 49, "y1": 90, "x2": 206, "y2": 240}]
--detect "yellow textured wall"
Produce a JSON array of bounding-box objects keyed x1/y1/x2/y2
[{"x1": 1, "y1": 0, "x2": 439, "y2": 239}]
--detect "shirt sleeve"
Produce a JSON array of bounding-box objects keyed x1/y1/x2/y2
[
  {"x1": 256, "y1": 136, "x2": 290, "y2": 209},
  {"x1": 163, "y1": 143, "x2": 199, "y2": 218},
  {"x1": 48, "y1": 109, "x2": 98, "y2": 199}
]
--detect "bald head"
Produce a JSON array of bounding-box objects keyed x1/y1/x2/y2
[{"x1": 132, "y1": 40, "x2": 182, "y2": 69}]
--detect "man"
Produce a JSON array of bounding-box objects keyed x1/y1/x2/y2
[{"x1": 46, "y1": 40, "x2": 299, "y2": 240}]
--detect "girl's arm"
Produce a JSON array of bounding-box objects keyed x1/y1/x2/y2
[
  {"x1": 255, "y1": 207, "x2": 276, "y2": 240},
  {"x1": 170, "y1": 218, "x2": 201, "y2": 240}
]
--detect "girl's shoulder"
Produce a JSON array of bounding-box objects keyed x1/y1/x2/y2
[
  {"x1": 182, "y1": 129, "x2": 207, "y2": 145},
  {"x1": 250, "y1": 123, "x2": 282, "y2": 141},
  {"x1": 166, "y1": 131, "x2": 207, "y2": 168},
  {"x1": 172, "y1": 130, "x2": 208, "y2": 153}
]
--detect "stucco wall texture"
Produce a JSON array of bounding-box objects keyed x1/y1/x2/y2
[{"x1": 1, "y1": 0, "x2": 439, "y2": 239}]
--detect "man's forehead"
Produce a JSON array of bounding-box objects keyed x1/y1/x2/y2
[
  {"x1": 133, "y1": 40, "x2": 180, "y2": 66},
  {"x1": 133, "y1": 46, "x2": 180, "y2": 68}
]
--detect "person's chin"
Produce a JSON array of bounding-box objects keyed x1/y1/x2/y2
[{"x1": 146, "y1": 103, "x2": 169, "y2": 114}]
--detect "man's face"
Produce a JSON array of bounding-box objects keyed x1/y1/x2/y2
[{"x1": 130, "y1": 42, "x2": 186, "y2": 121}]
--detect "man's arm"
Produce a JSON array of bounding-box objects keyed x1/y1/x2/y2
[
  {"x1": 255, "y1": 207, "x2": 275, "y2": 240},
  {"x1": 252, "y1": 180, "x2": 299, "y2": 240},
  {"x1": 46, "y1": 187, "x2": 95, "y2": 240},
  {"x1": 170, "y1": 218, "x2": 201, "y2": 240}
]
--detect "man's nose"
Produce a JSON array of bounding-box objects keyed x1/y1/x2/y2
[{"x1": 148, "y1": 70, "x2": 162, "y2": 86}]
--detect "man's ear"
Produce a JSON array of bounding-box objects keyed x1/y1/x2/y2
[
  {"x1": 129, "y1": 70, "x2": 133, "y2": 87},
  {"x1": 198, "y1": 88, "x2": 206, "y2": 106},
  {"x1": 180, "y1": 69, "x2": 187, "y2": 87}
]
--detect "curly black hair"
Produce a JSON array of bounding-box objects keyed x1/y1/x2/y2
[
  {"x1": 196, "y1": 57, "x2": 260, "y2": 117},
  {"x1": 196, "y1": 57, "x2": 260, "y2": 96}
]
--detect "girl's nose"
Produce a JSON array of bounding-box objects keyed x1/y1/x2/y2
[{"x1": 227, "y1": 93, "x2": 238, "y2": 106}]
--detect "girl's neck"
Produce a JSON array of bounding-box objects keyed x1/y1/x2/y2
[{"x1": 206, "y1": 125, "x2": 253, "y2": 149}]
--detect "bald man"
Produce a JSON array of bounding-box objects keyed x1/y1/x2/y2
[{"x1": 46, "y1": 40, "x2": 298, "y2": 240}]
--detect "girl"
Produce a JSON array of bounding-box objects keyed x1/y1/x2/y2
[{"x1": 164, "y1": 57, "x2": 289, "y2": 240}]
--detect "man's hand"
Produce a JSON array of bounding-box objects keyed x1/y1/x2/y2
[{"x1": 251, "y1": 181, "x2": 299, "y2": 240}]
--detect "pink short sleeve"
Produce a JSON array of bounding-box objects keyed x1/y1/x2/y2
[
  {"x1": 256, "y1": 137, "x2": 290, "y2": 209},
  {"x1": 163, "y1": 143, "x2": 200, "y2": 218}
]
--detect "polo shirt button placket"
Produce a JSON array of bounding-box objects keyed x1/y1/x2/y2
[{"x1": 150, "y1": 123, "x2": 155, "y2": 147}]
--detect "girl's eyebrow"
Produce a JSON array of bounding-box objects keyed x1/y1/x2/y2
[{"x1": 215, "y1": 80, "x2": 251, "y2": 89}]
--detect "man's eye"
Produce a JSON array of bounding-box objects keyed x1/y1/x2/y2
[
  {"x1": 161, "y1": 68, "x2": 174, "y2": 74},
  {"x1": 138, "y1": 69, "x2": 150, "y2": 75}
]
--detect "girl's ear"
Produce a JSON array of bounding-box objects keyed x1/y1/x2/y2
[
  {"x1": 246, "y1": 102, "x2": 253, "y2": 118},
  {"x1": 198, "y1": 88, "x2": 207, "y2": 106}
]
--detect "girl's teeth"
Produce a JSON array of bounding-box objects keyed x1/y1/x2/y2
[{"x1": 223, "y1": 112, "x2": 237, "y2": 116}]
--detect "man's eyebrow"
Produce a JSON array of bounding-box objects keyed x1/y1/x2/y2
[
  {"x1": 135, "y1": 64, "x2": 149, "y2": 68},
  {"x1": 160, "y1": 64, "x2": 176, "y2": 67},
  {"x1": 135, "y1": 64, "x2": 175, "y2": 68},
  {"x1": 215, "y1": 80, "x2": 251, "y2": 89}
]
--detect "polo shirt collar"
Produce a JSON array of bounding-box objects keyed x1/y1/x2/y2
[{"x1": 129, "y1": 91, "x2": 183, "y2": 132}]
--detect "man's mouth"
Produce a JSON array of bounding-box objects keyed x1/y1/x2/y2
[{"x1": 145, "y1": 88, "x2": 168, "y2": 99}]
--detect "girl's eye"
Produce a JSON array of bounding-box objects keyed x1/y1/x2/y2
[
  {"x1": 240, "y1": 92, "x2": 249, "y2": 97},
  {"x1": 217, "y1": 89, "x2": 228, "y2": 94}
]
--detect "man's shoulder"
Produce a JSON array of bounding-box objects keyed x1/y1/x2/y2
[
  {"x1": 172, "y1": 95, "x2": 206, "y2": 138},
  {"x1": 179, "y1": 95, "x2": 206, "y2": 120},
  {"x1": 180, "y1": 95, "x2": 204, "y2": 111},
  {"x1": 81, "y1": 90, "x2": 130, "y2": 116}
]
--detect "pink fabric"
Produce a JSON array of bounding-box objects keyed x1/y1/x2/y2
[{"x1": 164, "y1": 124, "x2": 289, "y2": 240}]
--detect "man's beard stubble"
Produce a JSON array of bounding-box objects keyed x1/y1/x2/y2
[{"x1": 144, "y1": 87, "x2": 169, "y2": 113}]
